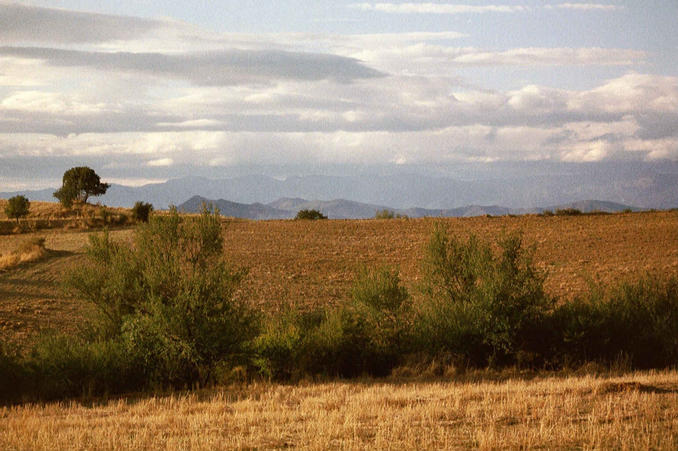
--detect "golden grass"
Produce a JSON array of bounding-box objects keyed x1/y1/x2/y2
[
  {"x1": 0, "y1": 237, "x2": 47, "y2": 271},
  {"x1": 1, "y1": 370, "x2": 677, "y2": 450},
  {"x1": 0, "y1": 199, "x2": 133, "y2": 235}
]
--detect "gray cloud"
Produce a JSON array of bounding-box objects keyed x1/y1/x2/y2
[
  {"x1": 0, "y1": 2, "x2": 162, "y2": 44},
  {"x1": 0, "y1": 46, "x2": 384, "y2": 85}
]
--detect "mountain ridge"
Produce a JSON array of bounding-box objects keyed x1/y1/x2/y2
[
  {"x1": 2, "y1": 164, "x2": 676, "y2": 211},
  {"x1": 177, "y1": 195, "x2": 640, "y2": 220}
]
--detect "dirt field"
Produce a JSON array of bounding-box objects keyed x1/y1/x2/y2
[
  {"x1": 225, "y1": 211, "x2": 678, "y2": 310},
  {"x1": 1, "y1": 210, "x2": 677, "y2": 346},
  {"x1": 2, "y1": 370, "x2": 677, "y2": 450}
]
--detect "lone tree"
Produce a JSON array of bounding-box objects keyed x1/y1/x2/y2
[
  {"x1": 4, "y1": 195, "x2": 30, "y2": 223},
  {"x1": 54, "y1": 167, "x2": 109, "y2": 207}
]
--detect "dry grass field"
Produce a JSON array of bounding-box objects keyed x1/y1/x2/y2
[
  {"x1": 1, "y1": 209, "x2": 677, "y2": 346},
  {"x1": 1, "y1": 370, "x2": 677, "y2": 450}
]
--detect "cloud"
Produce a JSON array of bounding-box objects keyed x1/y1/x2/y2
[
  {"x1": 445, "y1": 47, "x2": 644, "y2": 66},
  {"x1": 0, "y1": 2, "x2": 162, "y2": 44},
  {"x1": 0, "y1": 4, "x2": 674, "y2": 188},
  {"x1": 546, "y1": 3, "x2": 622, "y2": 11},
  {"x1": 147, "y1": 158, "x2": 174, "y2": 167},
  {"x1": 0, "y1": 46, "x2": 384, "y2": 85},
  {"x1": 346, "y1": 46, "x2": 645, "y2": 75},
  {"x1": 349, "y1": 3, "x2": 527, "y2": 14}
]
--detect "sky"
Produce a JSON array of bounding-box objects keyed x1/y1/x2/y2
[{"x1": 0, "y1": 0, "x2": 677, "y2": 190}]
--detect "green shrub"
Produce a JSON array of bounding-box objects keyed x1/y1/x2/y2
[
  {"x1": 295, "y1": 209, "x2": 327, "y2": 220},
  {"x1": 25, "y1": 334, "x2": 138, "y2": 400},
  {"x1": 65, "y1": 206, "x2": 258, "y2": 388},
  {"x1": 415, "y1": 225, "x2": 553, "y2": 366},
  {"x1": 351, "y1": 266, "x2": 411, "y2": 355},
  {"x1": 132, "y1": 201, "x2": 153, "y2": 222},
  {"x1": 551, "y1": 275, "x2": 678, "y2": 368},
  {"x1": 255, "y1": 267, "x2": 411, "y2": 380}
]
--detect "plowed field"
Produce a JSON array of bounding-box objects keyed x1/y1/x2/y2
[{"x1": 1, "y1": 211, "x2": 677, "y2": 346}]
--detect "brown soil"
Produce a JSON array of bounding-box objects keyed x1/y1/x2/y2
[{"x1": 1, "y1": 210, "x2": 677, "y2": 346}]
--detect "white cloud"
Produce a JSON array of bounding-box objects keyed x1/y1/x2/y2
[
  {"x1": 571, "y1": 73, "x2": 678, "y2": 114},
  {"x1": 349, "y1": 3, "x2": 527, "y2": 14},
  {"x1": 1, "y1": 90, "x2": 104, "y2": 114},
  {"x1": 104, "y1": 177, "x2": 168, "y2": 186},
  {"x1": 146, "y1": 158, "x2": 174, "y2": 167},
  {"x1": 546, "y1": 3, "x2": 622, "y2": 11},
  {"x1": 447, "y1": 47, "x2": 644, "y2": 66}
]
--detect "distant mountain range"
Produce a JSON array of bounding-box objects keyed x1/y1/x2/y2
[
  {"x1": 2, "y1": 162, "x2": 676, "y2": 214},
  {"x1": 178, "y1": 195, "x2": 639, "y2": 220}
]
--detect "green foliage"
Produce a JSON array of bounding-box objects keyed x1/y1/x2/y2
[
  {"x1": 53, "y1": 166, "x2": 109, "y2": 206},
  {"x1": 255, "y1": 267, "x2": 411, "y2": 380},
  {"x1": 64, "y1": 206, "x2": 258, "y2": 388},
  {"x1": 25, "y1": 334, "x2": 137, "y2": 400},
  {"x1": 551, "y1": 275, "x2": 678, "y2": 368},
  {"x1": 131, "y1": 201, "x2": 153, "y2": 222},
  {"x1": 5, "y1": 195, "x2": 30, "y2": 223},
  {"x1": 295, "y1": 209, "x2": 327, "y2": 220},
  {"x1": 351, "y1": 266, "x2": 411, "y2": 355},
  {"x1": 415, "y1": 225, "x2": 552, "y2": 366}
]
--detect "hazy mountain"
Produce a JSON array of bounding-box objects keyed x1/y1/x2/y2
[
  {"x1": 179, "y1": 196, "x2": 291, "y2": 220},
  {"x1": 2, "y1": 162, "x2": 676, "y2": 210},
  {"x1": 177, "y1": 196, "x2": 638, "y2": 220}
]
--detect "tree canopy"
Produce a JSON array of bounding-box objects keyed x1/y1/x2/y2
[
  {"x1": 54, "y1": 167, "x2": 109, "y2": 207},
  {"x1": 4, "y1": 195, "x2": 30, "y2": 223},
  {"x1": 294, "y1": 209, "x2": 327, "y2": 220}
]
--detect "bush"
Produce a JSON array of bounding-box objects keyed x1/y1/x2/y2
[
  {"x1": 414, "y1": 225, "x2": 553, "y2": 366},
  {"x1": 295, "y1": 209, "x2": 327, "y2": 220},
  {"x1": 551, "y1": 275, "x2": 678, "y2": 368},
  {"x1": 255, "y1": 267, "x2": 411, "y2": 380},
  {"x1": 132, "y1": 201, "x2": 153, "y2": 222},
  {"x1": 351, "y1": 266, "x2": 411, "y2": 356},
  {"x1": 65, "y1": 206, "x2": 258, "y2": 389}
]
